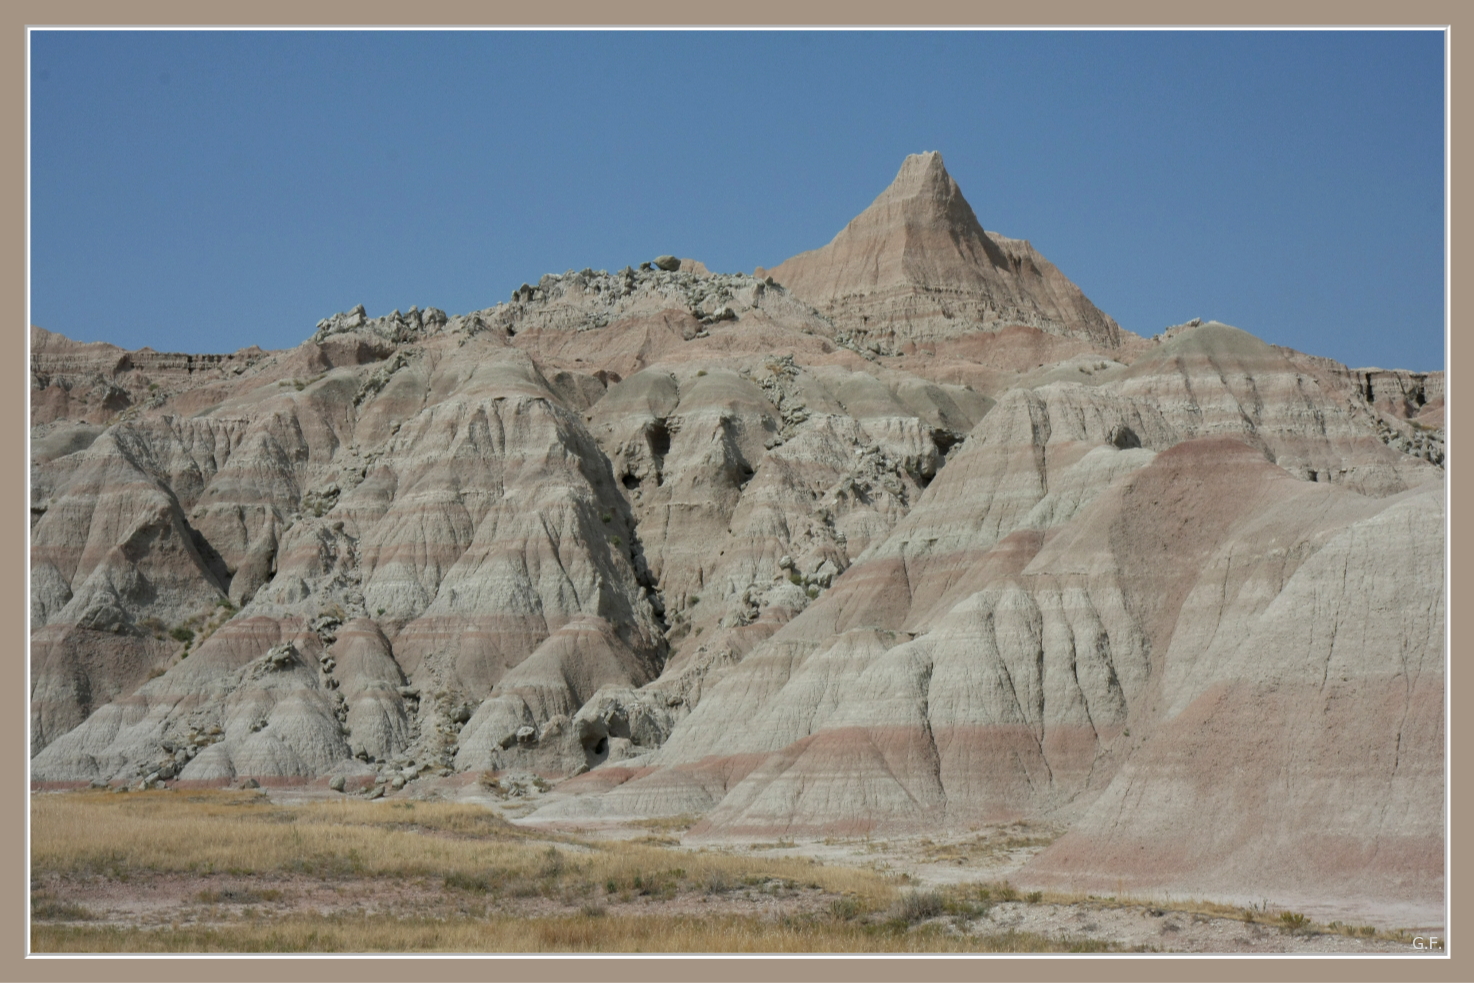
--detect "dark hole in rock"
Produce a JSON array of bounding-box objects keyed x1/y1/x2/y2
[
  {"x1": 622, "y1": 473, "x2": 641, "y2": 491},
  {"x1": 646, "y1": 419, "x2": 671, "y2": 460},
  {"x1": 1108, "y1": 424, "x2": 1141, "y2": 450},
  {"x1": 932, "y1": 429, "x2": 962, "y2": 460},
  {"x1": 593, "y1": 737, "x2": 608, "y2": 756}
]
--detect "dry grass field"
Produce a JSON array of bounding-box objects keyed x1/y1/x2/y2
[{"x1": 29, "y1": 789, "x2": 1420, "y2": 954}]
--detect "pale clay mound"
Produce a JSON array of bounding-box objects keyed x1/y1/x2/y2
[{"x1": 30, "y1": 153, "x2": 1443, "y2": 926}]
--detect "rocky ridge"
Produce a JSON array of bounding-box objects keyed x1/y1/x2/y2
[{"x1": 30, "y1": 154, "x2": 1443, "y2": 921}]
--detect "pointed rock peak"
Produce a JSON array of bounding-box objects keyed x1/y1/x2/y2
[
  {"x1": 878, "y1": 150, "x2": 957, "y2": 202},
  {"x1": 767, "y1": 152, "x2": 1124, "y2": 350},
  {"x1": 859, "y1": 151, "x2": 986, "y2": 239}
]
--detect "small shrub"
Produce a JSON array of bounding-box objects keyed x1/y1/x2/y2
[
  {"x1": 788, "y1": 573, "x2": 803, "y2": 585},
  {"x1": 695, "y1": 369, "x2": 707, "y2": 377},
  {"x1": 609, "y1": 535, "x2": 622, "y2": 547},
  {"x1": 170, "y1": 626, "x2": 195, "y2": 644},
  {"x1": 600, "y1": 512, "x2": 612, "y2": 524},
  {"x1": 895, "y1": 890, "x2": 947, "y2": 924},
  {"x1": 829, "y1": 896, "x2": 862, "y2": 921},
  {"x1": 1025, "y1": 891, "x2": 1043, "y2": 904},
  {"x1": 579, "y1": 902, "x2": 606, "y2": 917},
  {"x1": 538, "y1": 847, "x2": 564, "y2": 879},
  {"x1": 1278, "y1": 910, "x2": 1309, "y2": 933}
]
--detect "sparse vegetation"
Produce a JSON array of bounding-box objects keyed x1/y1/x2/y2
[
  {"x1": 32, "y1": 915, "x2": 1133, "y2": 953},
  {"x1": 194, "y1": 886, "x2": 283, "y2": 905},
  {"x1": 169, "y1": 626, "x2": 194, "y2": 644},
  {"x1": 1278, "y1": 910, "x2": 1309, "y2": 934},
  {"x1": 893, "y1": 889, "x2": 946, "y2": 924},
  {"x1": 32, "y1": 791, "x2": 891, "y2": 902},
  {"x1": 28, "y1": 792, "x2": 1402, "y2": 953},
  {"x1": 629, "y1": 814, "x2": 700, "y2": 833},
  {"x1": 31, "y1": 898, "x2": 96, "y2": 921}
]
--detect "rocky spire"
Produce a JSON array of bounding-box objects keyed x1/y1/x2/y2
[{"x1": 768, "y1": 151, "x2": 1123, "y2": 348}]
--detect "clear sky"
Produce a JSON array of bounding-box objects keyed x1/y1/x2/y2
[{"x1": 30, "y1": 29, "x2": 1446, "y2": 371}]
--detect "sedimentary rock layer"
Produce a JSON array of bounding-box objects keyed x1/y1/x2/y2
[
  {"x1": 31, "y1": 152, "x2": 1443, "y2": 920},
  {"x1": 767, "y1": 152, "x2": 1122, "y2": 348}
]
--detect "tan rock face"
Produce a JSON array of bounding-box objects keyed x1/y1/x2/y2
[
  {"x1": 31, "y1": 153, "x2": 1442, "y2": 919},
  {"x1": 768, "y1": 152, "x2": 1122, "y2": 349}
]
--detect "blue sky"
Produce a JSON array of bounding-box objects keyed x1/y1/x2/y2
[{"x1": 30, "y1": 30, "x2": 1445, "y2": 371}]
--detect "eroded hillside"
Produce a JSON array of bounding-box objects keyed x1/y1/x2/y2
[{"x1": 30, "y1": 153, "x2": 1444, "y2": 919}]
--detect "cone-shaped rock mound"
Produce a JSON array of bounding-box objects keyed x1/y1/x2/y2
[{"x1": 769, "y1": 151, "x2": 1122, "y2": 349}]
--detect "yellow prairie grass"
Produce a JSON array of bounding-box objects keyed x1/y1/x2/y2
[
  {"x1": 31, "y1": 790, "x2": 890, "y2": 900},
  {"x1": 32, "y1": 912, "x2": 1117, "y2": 953}
]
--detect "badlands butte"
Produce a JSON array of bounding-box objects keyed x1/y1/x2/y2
[{"x1": 30, "y1": 152, "x2": 1445, "y2": 922}]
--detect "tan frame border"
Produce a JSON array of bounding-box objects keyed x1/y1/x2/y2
[{"x1": 6, "y1": 3, "x2": 1464, "y2": 981}]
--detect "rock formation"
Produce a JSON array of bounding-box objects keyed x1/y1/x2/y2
[
  {"x1": 766, "y1": 151, "x2": 1123, "y2": 349},
  {"x1": 30, "y1": 154, "x2": 1443, "y2": 920}
]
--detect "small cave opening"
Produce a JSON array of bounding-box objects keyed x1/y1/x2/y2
[
  {"x1": 592, "y1": 736, "x2": 608, "y2": 756},
  {"x1": 933, "y1": 429, "x2": 962, "y2": 459},
  {"x1": 643, "y1": 420, "x2": 671, "y2": 487},
  {"x1": 622, "y1": 472, "x2": 641, "y2": 491},
  {"x1": 646, "y1": 419, "x2": 671, "y2": 460},
  {"x1": 1107, "y1": 424, "x2": 1141, "y2": 450}
]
